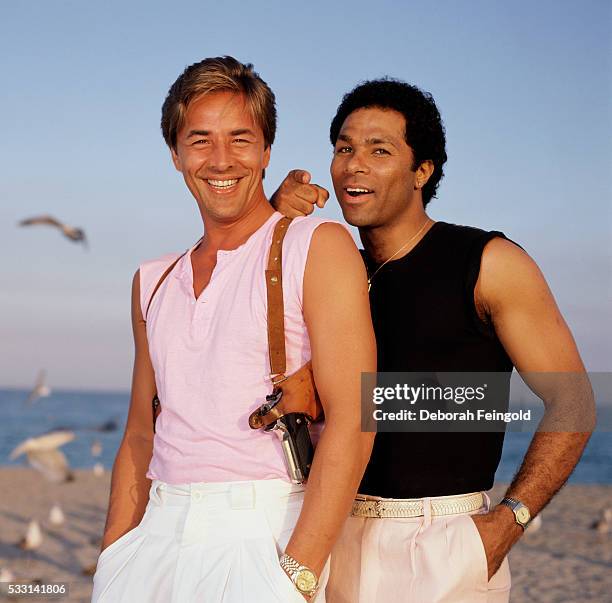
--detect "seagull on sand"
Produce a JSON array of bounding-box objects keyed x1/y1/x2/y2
[
  {"x1": 525, "y1": 514, "x2": 542, "y2": 534},
  {"x1": 590, "y1": 508, "x2": 612, "y2": 533},
  {"x1": 18, "y1": 214, "x2": 87, "y2": 247},
  {"x1": 91, "y1": 440, "x2": 103, "y2": 457},
  {"x1": 82, "y1": 563, "x2": 97, "y2": 576},
  {"x1": 9, "y1": 430, "x2": 75, "y2": 483},
  {"x1": 49, "y1": 504, "x2": 65, "y2": 526},
  {"x1": 17, "y1": 519, "x2": 43, "y2": 550},
  {"x1": 25, "y1": 370, "x2": 51, "y2": 404},
  {"x1": 0, "y1": 567, "x2": 15, "y2": 583}
]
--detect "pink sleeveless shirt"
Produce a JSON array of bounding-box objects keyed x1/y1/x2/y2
[{"x1": 139, "y1": 212, "x2": 338, "y2": 485}]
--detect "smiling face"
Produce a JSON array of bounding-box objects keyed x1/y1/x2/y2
[
  {"x1": 171, "y1": 90, "x2": 271, "y2": 223},
  {"x1": 330, "y1": 107, "x2": 420, "y2": 229}
]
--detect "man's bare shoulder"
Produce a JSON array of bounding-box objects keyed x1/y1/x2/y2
[
  {"x1": 308, "y1": 222, "x2": 361, "y2": 265},
  {"x1": 286, "y1": 215, "x2": 350, "y2": 238},
  {"x1": 284, "y1": 217, "x2": 358, "y2": 266},
  {"x1": 481, "y1": 236, "x2": 541, "y2": 278},
  {"x1": 309, "y1": 221, "x2": 355, "y2": 247},
  {"x1": 303, "y1": 222, "x2": 366, "y2": 298},
  {"x1": 479, "y1": 236, "x2": 550, "y2": 313}
]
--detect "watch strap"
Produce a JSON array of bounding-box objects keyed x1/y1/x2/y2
[
  {"x1": 279, "y1": 553, "x2": 319, "y2": 595},
  {"x1": 500, "y1": 497, "x2": 531, "y2": 528},
  {"x1": 500, "y1": 497, "x2": 520, "y2": 508}
]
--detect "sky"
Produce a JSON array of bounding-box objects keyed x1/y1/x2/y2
[{"x1": 1, "y1": 0, "x2": 610, "y2": 390}]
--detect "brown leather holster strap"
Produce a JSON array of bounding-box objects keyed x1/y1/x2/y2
[
  {"x1": 248, "y1": 361, "x2": 321, "y2": 429},
  {"x1": 248, "y1": 216, "x2": 324, "y2": 430},
  {"x1": 144, "y1": 253, "x2": 187, "y2": 321},
  {"x1": 266, "y1": 217, "x2": 292, "y2": 381}
]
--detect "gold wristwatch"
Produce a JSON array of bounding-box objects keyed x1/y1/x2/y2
[
  {"x1": 500, "y1": 497, "x2": 532, "y2": 529},
  {"x1": 279, "y1": 553, "x2": 319, "y2": 598}
]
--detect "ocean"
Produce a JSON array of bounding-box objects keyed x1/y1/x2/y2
[{"x1": 1, "y1": 388, "x2": 610, "y2": 484}]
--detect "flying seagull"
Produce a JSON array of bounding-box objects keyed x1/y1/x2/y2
[
  {"x1": 9, "y1": 430, "x2": 75, "y2": 483},
  {"x1": 25, "y1": 370, "x2": 51, "y2": 404},
  {"x1": 18, "y1": 215, "x2": 87, "y2": 247}
]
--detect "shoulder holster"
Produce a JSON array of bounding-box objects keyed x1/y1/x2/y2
[
  {"x1": 248, "y1": 217, "x2": 323, "y2": 429},
  {"x1": 145, "y1": 218, "x2": 323, "y2": 433}
]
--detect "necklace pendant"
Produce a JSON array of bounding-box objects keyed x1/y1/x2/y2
[{"x1": 365, "y1": 218, "x2": 432, "y2": 294}]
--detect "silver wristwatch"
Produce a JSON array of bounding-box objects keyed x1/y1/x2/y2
[
  {"x1": 500, "y1": 497, "x2": 532, "y2": 529},
  {"x1": 279, "y1": 553, "x2": 319, "y2": 597}
]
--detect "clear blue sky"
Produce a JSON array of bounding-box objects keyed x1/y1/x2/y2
[{"x1": 1, "y1": 0, "x2": 610, "y2": 390}]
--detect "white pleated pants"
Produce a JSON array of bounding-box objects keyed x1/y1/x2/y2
[{"x1": 92, "y1": 479, "x2": 329, "y2": 602}]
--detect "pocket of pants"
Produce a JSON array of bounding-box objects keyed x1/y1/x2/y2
[
  {"x1": 96, "y1": 525, "x2": 142, "y2": 568},
  {"x1": 462, "y1": 514, "x2": 489, "y2": 587},
  {"x1": 261, "y1": 491, "x2": 304, "y2": 551},
  {"x1": 258, "y1": 508, "x2": 305, "y2": 602},
  {"x1": 268, "y1": 556, "x2": 306, "y2": 602}
]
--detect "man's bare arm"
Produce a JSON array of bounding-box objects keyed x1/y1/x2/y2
[
  {"x1": 270, "y1": 170, "x2": 330, "y2": 217},
  {"x1": 100, "y1": 270, "x2": 157, "y2": 552},
  {"x1": 284, "y1": 223, "x2": 377, "y2": 576},
  {"x1": 472, "y1": 238, "x2": 595, "y2": 578}
]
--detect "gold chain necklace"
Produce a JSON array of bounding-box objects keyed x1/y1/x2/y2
[{"x1": 367, "y1": 218, "x2": 432, "y2": 292}]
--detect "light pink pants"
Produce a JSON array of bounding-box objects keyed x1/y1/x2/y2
[{"x1": 326, "y1": 494, "x2": 511, "y2": 603}]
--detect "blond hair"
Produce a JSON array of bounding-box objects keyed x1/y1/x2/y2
[{"x1": 161, "y1": 56, "x2": 276, "y2": 150}]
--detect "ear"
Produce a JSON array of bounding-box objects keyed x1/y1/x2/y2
[
  {"x1": 170, "y1": 147, "x2": 182, "y2": 172},
  {"x1": 263, "y1": 145, "x2": 271, "y2": 169},
  {"x1": 415, "y1": 159, "x2": 434, "y2": 189}
]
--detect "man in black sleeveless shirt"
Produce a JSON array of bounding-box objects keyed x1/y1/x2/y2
[{"x1": 273, "y1": 80, "x2": 594, "y2": 602}]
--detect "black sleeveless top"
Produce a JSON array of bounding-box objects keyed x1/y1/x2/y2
[{"x1": 359, "y1": 221, "x2": 514, "y2": 498}]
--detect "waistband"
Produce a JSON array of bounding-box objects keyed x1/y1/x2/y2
[
  {"x1": 352, "y1": 491, "x2": 486, "y2": 518},
  {"x1": 149, "y1": 478, "x2": 305, "y2": 510}
]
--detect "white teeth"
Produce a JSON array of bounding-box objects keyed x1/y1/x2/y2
[
  {"x1": 208, "y1": 179, "x2": 238, "y2": 188},
  {"x1": 346, "y1": 187, "x2": 372, "y2": 193}
]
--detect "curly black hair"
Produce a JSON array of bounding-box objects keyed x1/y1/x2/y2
[{"x1": 330, "y1": 78, "x2": 447, "y2": 207}]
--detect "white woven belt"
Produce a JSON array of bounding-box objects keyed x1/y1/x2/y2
[{"x1": 351, "y1": 491, "x2": 484, "y2": 518}]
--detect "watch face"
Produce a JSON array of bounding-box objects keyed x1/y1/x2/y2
[
  {"x1": 516, "y1": 507, "x2": 530, "y2": 524},
  {"x1": 295, "y1": 569, "x2": 317, "y2": 593}
]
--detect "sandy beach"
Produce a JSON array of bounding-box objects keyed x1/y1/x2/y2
[{"x1": 0, "y1": 468, "x2": 609, "y2": 602}]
